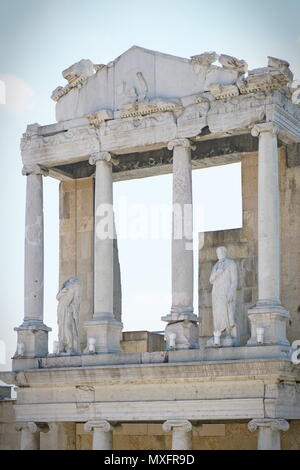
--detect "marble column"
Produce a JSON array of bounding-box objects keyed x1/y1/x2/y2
[
  {"x1": 84, "y1": 420, "x2": 113, "y2": 450},
  {"x1": 84, "y1": 152, "x2": 122, "y2": 353},
  {"x1": 247, "y1": 123, "x2": 289, "y2": 346},
  {"x1": 248, "y1": 418, "x2": 289, "y2": 450},
  {"x1": 14, "y1": 165, "x2": 51, "y2": 360},
  {"x1": 16, "y1": 422, "x2": 49, "y2": 450},
  {"x1": 163, "y1": 420, "x2": 193, "y2": 450},
  {"x1": 162, "y1": 139, "x2": 199, "y2": 350}
]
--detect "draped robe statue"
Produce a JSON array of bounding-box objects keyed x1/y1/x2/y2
[
  {"x1": 209, "y1": 247, "x2": 238, "y2": 342},
  {"x1": 57, "y1": 277, "x2": 81, "y2": 354}
]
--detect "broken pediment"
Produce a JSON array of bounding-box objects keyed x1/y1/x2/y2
[{"x1": 52, "y1": 46, "x2": 295, "y2": 123}]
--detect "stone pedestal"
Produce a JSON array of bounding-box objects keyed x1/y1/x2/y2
[
  {"x1": 16, "y1": 422, "x2": 49, "y2": 450},
  {"x1": 163, "y1": 420, "x2": 193, "y2": 450},
  {"x1": 15, "y1": 165, "x2": 51, "y2": 359},
  {"x1": 162, "y1": 139, "x2": 199, "y2": 350},
  {"x1": 84, "y1": 420, "x2": 113, "y2": 450},
  {"x1": 248, "y1": 418, "x2": 289, "y2": 450},
  {"x1": 85, "y1": 152, "x2": 122, "y2": 353},
  {"x1": 248, "y1": 123, "x2": 289, "y2": 346}
]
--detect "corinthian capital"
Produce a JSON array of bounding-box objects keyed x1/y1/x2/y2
[
  {"x1": 251, "y1": 122, "x2": 279, "y2": 138},
  {"x1": 162, "y1": 419, "x2": 192, "y2": 433},
  {"x1": 168, "y1": 139, "x2": 196, "y2": 151},
  {"x1": 89, "y1": 152, "x2": 119, "y2": 166},
  {"x1": 248, "y1": 418, "x2": 289, "y2": 433},
  {"x1": 22, "y1": 165, "x2": 49, "y2": 177}
]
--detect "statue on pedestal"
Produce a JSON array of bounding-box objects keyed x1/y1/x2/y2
[
  {"x1": 57, "y1": 277, "x2": 81, "y2": 355},
  {"x1": 208, "y1": 247, "x2": 238, "y2": 347}
]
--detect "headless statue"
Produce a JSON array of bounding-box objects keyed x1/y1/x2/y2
[
  {"x1": 57, "y1": 277, "x2": 81, "y2": 354},
  {"x1": 209, "y1": 247, "x2": 238, "y2": 345}
]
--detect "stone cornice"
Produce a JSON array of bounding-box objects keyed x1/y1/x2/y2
[
  {"x1": 1, "y1": 358, "x2": 297, "y2": 387},
  {"x1": 20, "y1": 92, "x2": 300, "y2": 169}
]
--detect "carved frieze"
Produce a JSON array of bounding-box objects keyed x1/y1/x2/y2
[
  {"x1": 177, "y1": 101, "x2": 210, "y2": 138},
  {"x1": 116, "y1": 99, "x2": 182, "y2": 119},
  {"x1": 100, "y1": 111, "x2": 177, "y2": 152},
  {"x1": 207, "y1": 93, "x2": 266, "y2": 134},
  {"x1": 21, "y1": 125, "x2": 99, "y2": 167}
]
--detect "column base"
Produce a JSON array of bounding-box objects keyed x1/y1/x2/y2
[
  {"x1": 163, "y1": 320, "x2": 199, "y2": 350},
  {"x1": 247, "y1": 303, "x2": 290, "y2": 346},
  {"x1": 14, "y1": 322, "x2": 51, "y2": 358},
  {"x1": 84, "y1": 317, "x2": 123, "y2": 353}
]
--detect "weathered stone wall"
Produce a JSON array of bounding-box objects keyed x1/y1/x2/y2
[
  {"x1": 59, "y1": 178, "x2": 94, "y2": 352},
  {"x1": 198, "y1": 229, "x2": 255, "y2": 347},
  {"x1": 199, "y1": 148, "x2": 300, "y2": 345},
  {"x1": 0, "y1": 400, "x2": 19, "y2": 450},
  {"x1": 121, "y1": 331, "x2": 165, "y2": 353}
]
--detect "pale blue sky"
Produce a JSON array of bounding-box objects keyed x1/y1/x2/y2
[{"x1": 0, "y1": 0, "x2": 299, "y2": 369}]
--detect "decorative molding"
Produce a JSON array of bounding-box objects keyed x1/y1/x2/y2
[
  {"x1": 51, "y1": 59, "x2": 96, "y2": 102},
  {"x1": 209, "y1": 84, "x2": 240, "y2": 100},
  {"x1": 86, "y1": 110, "x2": 113, "y2": 128},
  {"x1": 118, "y1": 99, "x2": 181, "y2": 119}
]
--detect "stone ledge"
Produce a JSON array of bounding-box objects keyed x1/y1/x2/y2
[
  {"x1": 9, "y1": 344, "x2": 291, "y2": 372},
  {"x1": 1, "y1": 358, "x2": 297, "y2": 387}
]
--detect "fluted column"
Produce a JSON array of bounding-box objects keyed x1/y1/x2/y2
[
  {"x1": 84, "y1": 152, "x2": 122, "y2": 353},
  {"x1": 248, "y1": 418, "x2": 289, "y2": 450},
  {"x1": 16, "y1": 422, "x2": 49, "y2": 450},
  {"x1": 247, "y1": 123, "x2": 289, "y2": 346},
  {"x1": 163, "y1": 420, "x2": 193, "y2": 450},
  {"x1": 84, "y1": 420, "x2": 113, "y2": 450},
  {"x1": 14, "y1": 165, "x2": 51, "y2": 361},
  {"x1": 162, "y1": 139, "x2": 199, "y2": 350}
]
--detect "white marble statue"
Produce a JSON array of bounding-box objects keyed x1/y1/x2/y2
[
  {"x1": 209, "y1": 247, "x2": 238, "y2": 345},
  {"x1": 57, "y1": 277, "x2": 81, "y2": 354}
]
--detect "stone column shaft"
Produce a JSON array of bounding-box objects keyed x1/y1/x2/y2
[
  {"x1": 84, "y1": 152, "x2": 122, "y2": 354},
  {"x1": 162, "y1": 139, "x2": 199, "y2": 350},
  {"x1": 84, "y1": 420, "x2": 113, "y2": 450},
  {"x1": 247, "y1": 123, "x2": 289, "y2": 346},
  {"x1": 255, "y1": 124, "x2": 280, "y2": 304},
  {"x1": 163, "y1": 420, "x2": 193, "y2": 450},
  {"x1": 14, "y1": 165, "x2": 51, "y2": 362},
  {"x1": 23, "y1": 165, "x2": 47, "y2": 324},
  {"x1": 170, "y1": 139, "x2": 194, "y2": 315},
  {"x1": 248, "y1": 418, "x2": 289, "y2": 450},
  {"x1": 93, "y1": 152, "x2": 114, "y2": 318}
]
